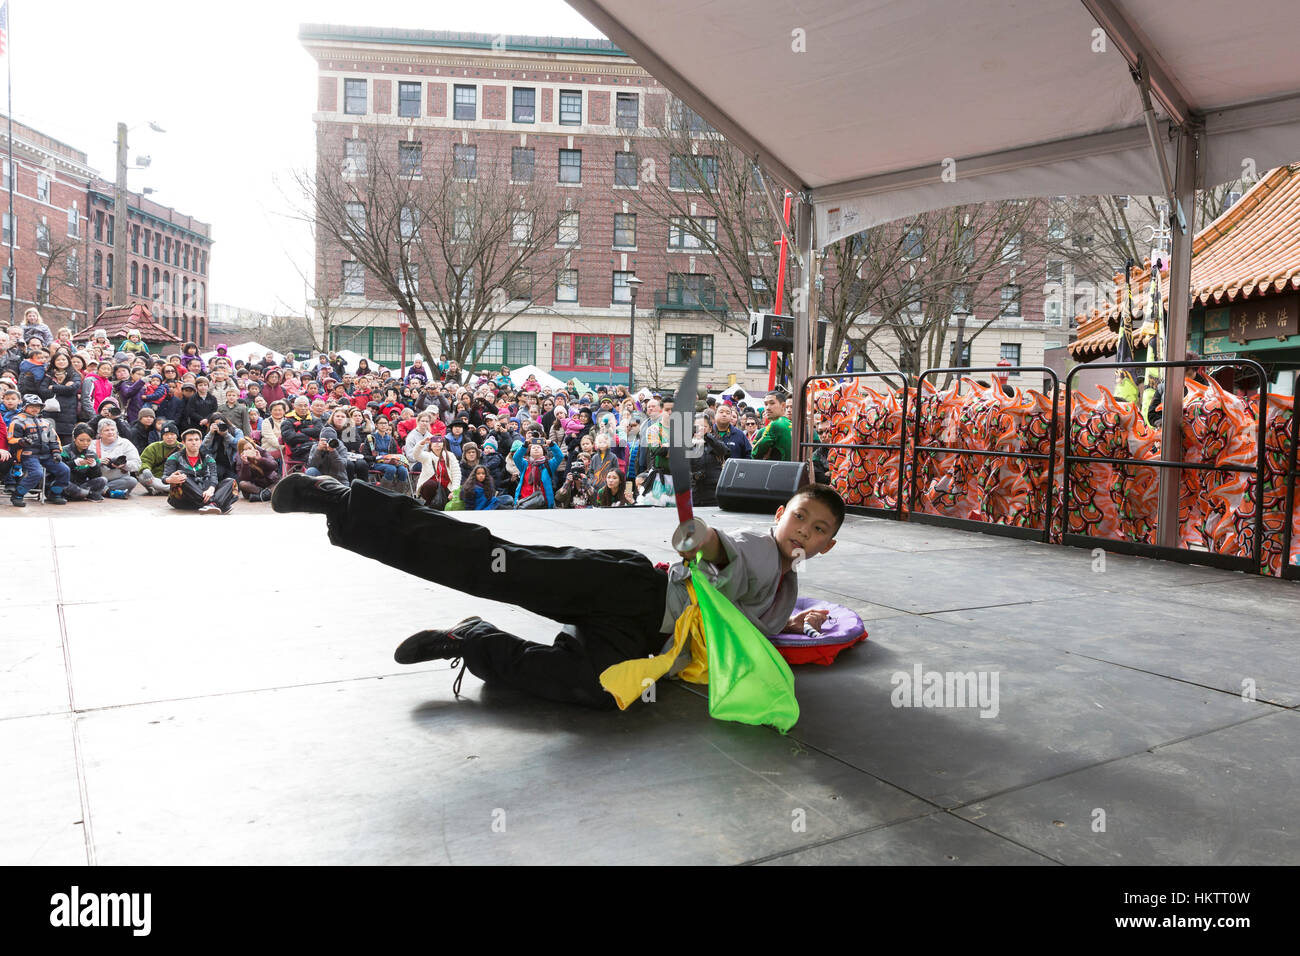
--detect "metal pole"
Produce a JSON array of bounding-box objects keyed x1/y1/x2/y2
[
  {"x1": 628, "y1": 288, "x2": 637, "y2": 392},
  {"x1": 769, "y1": 189, "x2": 793, "y2": 390},
  {"x1": 400, "y1": 322, "x2": 407, "y2": 380},
  {"x1": 1156, "y1": 128, "x2": 1198, "y2": 548},
  {"x1": 6, "y1": 26, "x2": 13, "y2": 325},
  {"x1": 791, "y1": 195, "x2": 814, "y2": 460},
  {"x1": 112, "y1": 122, "x2": 128, "y2": 306}
]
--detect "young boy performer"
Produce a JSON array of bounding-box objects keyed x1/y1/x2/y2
[{"x1": 272, "y1": 474, "x2": 842, "y2": 709}]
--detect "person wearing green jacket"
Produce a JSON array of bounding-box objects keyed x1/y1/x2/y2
[
  {"x1": 138, "y1": 421, "x2": 181, "y2": 494},
  {"x1": 752, "y1": 392, "x2": 792, "y2": 461}
]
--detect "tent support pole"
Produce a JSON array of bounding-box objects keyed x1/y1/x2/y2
[
  {"x1": 791, "y1": 195, "x2": 814, "y2": 460},
  {"x1": 1156, "y1": 128, "x2": 1198, "y2": 548}
]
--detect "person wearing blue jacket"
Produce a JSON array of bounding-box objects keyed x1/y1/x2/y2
[{"x1": 510, "y1": 436, "x2": 562, "y2": 508}]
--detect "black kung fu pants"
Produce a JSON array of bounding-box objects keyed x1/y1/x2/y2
[
  {"x1": 328, "y1": 481, "x2": 670, "y2": 709},
  {"x1": 167, "y1": 477, "x2": 238, "y2": 512}
]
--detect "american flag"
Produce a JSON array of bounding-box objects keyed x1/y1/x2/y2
[{"x1": 0, "y1": 3, "x2": 8, "y2": 57}]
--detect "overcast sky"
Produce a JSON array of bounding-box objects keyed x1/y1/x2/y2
[{"x1": 10, "y1": 0, "x2": 606, "y2": 315}]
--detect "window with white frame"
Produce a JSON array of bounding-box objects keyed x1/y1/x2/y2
[
  {"x1": 512, "y1": 211, "x2": 533, "y2": 245},
  {"x1": 952, "y1": 284, "x2": 972, "y2": 314},
  {"x1": 400, "y1": 261, "x2": 419, "y2": 296},
  {"x1": 559, "y1": 90, "x2": 582, "y2": 125},
  {"x1": 1000, "y1": 284, "x2": 1022, "y2": 316},
  {"x1": 398, "y1": 81, "x2": 421, "y2": 118},
  {"x1": 1001, "y1": 233, "x2": 1022, "y2": 263},
  {"x1": 454, "y1": 85, "x2": 476, "y2": 120},
  {"x1": 343, "y1": 261, "x2": 364, "y2": 297},
  {"x1": 1045, "y1": 258, "x2": 1064, "y2": 281},
  {"x1": 556, "y1": 268, "x2": 578, "y2": 302},
  {"x1": 344, "y1": 139, "x2": 367, "y2": 175},
  {"x1": 454, "y1": 206, "x2": 471, "y2": 243},
  {"x1": 37, "y1": 174, "x2": 50, "y2": 203},
  {"x1": 665, "y1": 333, "x2": 713, "y2": 367},
  {"x1": 1000, "y1": 343, "x2": 1021, "y2": 365},
  {"x1": 453, "y1": 144, "x2": 476, "y2": 180},
  {"x1": 345, "y1": 202, "x2": 366, "y2": 234},
  {"x1": 612, "y1": 270, "x2": 635, "y2": 303},
  {"x1": 669, "y1": 215, "x2": 717, "y2": 250},
  {"x1": 747, "y1": 348, "x2": 768, "y2": 368},
  {"x1": 669, "y1": 155, "x2": 717, "y2": 190},
  {"x1": 512, "y1": 147, "x2": 535, "y2": 183},
  {"x1": 1, "y1": 213, "x2": 10, "y2": 245},
  {"x1": 558, "y1": 211, "x2": 579, "y2": 246},
  {"x1": 67, "y1": 204, "x2": 79, "y2": 237},
  {"x1": 399, "y1": 142, "x2": 422, "y2": 177},
  {"x1": 513, "y1": 88, "x2": 535, "y2": 123},
  {"x1": 614, "y1": 151, "x2": 637, "y2": 187},
  {"x1": 613, "y1": 213, "x2": 636, "y2": 248},
  {"x1": 902, "y1": 227, "x2": 924, "y2": 259},
  {"x1": 36, "y1": 221, "x2": 50, "y2": 255},
  {"x1": 344, "y1": 78, "x2": 367, "y2": 115},
  {"x1": 558, "y1": 149, "x2": 582, "y2": 184},
  {"x1": 66, "y1": 251, "x2": 79, "y2": 285}
]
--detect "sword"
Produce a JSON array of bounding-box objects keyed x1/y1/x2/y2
[{"x1": 667, "y1": 358, "x2": 707, "y2": 554}]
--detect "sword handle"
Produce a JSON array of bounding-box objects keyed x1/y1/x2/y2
[{"x1": 672, "y1": 517, "x2": 709, "y2": 556}]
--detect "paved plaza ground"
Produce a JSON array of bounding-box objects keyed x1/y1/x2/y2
[{"x1": 3, "y1": 494, "x2": 1298, "y2": 865}]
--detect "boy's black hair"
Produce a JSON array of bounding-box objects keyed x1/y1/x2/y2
[{"x1": 787, "y1": 482, "x2": 846, "y2": 533}]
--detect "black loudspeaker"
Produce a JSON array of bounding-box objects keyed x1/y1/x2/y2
[{"x1": 715, "y1": 458, "x2": 810, "y2": 513}]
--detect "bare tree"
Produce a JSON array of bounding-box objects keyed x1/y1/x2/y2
[
  {"x1": 296, "y1": 122, "x2": 570, "y2": 367},
  {"x1": 260, "y1": 315, "x2": 319, "y2": 357},
  {"x1": 34, "y1": 229, "x2": 85, "y2": 329}
]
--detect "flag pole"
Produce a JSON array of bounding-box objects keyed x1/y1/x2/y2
[{"x1": 5, "y1": 2, "x2": 14, "y2": 325}]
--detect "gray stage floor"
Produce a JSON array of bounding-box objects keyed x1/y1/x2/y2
[{"x1": 3, "y1": 499, "x2": 1297, "y2": 865}]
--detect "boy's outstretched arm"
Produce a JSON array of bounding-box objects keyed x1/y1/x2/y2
[{"x1": 674, "y1": 521, "x2": 730, "y2": 568}]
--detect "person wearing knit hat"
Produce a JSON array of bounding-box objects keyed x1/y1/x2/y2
[
  {"x1": 130, "y1": 406, "x2": 162, "y2": 453},
  {"x1": 305, "y1": 425, "x2": 348, "y2": 481}
]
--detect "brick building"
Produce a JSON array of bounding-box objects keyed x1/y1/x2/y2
[
  {"x1": 300, "y1": 25, "x2": 774, "y2": 391},
  {"x1": 0, "y1": 115, "x2": 94, "y2": 332},
  {"x1": 85, "y1": 179, "x2": 214, "y2": 347}
]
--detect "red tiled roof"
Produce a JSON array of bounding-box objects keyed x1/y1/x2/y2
[
  {"x1": 1069, "y1": 163, "x2": 1300, "y2": 362},
  {"x1": 73, "y1": 302, "x2": 181, "y2": 344}
]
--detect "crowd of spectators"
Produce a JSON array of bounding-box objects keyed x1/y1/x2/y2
[{"x1": 2, "y1": 307, "x2": 796, "y2": 515}]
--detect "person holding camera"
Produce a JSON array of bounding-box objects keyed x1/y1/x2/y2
[
  {"x1": 236, "y1": 437, "x2": 280, "y2": 501},
  {"x1": 60, "y1": 424, "x2": 110, "y2": 501},
  {"x1": 201, "y1": 415, "x2": 241, "y2": 483},
  {"x1": 306, "y1": 426, "x2": 349, "y2": 482},
  {"x1": 93, "y1": 418, "x2": 141, "y2": 498},
  {"x1": 162, "y1": 428, "x2": 237, "y2": 514},
  {"x1": 414, "y1": 432, "x2": 460, "y2": 508},
  {"x1": 510, "y1": 435, "x2": 563, "y2": 509}
]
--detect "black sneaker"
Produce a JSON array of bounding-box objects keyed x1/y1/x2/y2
[
  {"x1": 393, "y1": 616, "x2": 481, "y2": 665},
  {"x1": 259, "y1": 488, "x2": 273, "y2": 502},
  {"x1": 88, "y1": 493, "x2": 105, "y2": 502},
  {"x1": 10, "y1": 495, "x2": 25, "y2": 508},
  {"x1": 271, "y1": 473, "x2": 351, "y2": 516},
  {"x1": 47, "y1": 495, "x2": 68, "y2": 505}
]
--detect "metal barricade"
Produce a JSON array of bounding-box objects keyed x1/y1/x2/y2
[
  {"x1": 1265, "y1": 362, "x2": 1300, "y2": 581},
  {"x1": 907, "y1": 366, "x2": 1060, "y2": 543},
  {"x1": 1061, "y1": 359, "x2": 1269, "y2": 573},
  {"x1": 798, "y1": 371, "x2": 910, "y2": 520}
]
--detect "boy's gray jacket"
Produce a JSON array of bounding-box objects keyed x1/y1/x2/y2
[{"x1": 661, "y1": 527, "x2": 798, "y2": 638}]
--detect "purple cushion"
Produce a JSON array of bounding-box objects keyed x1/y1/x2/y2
[{"x1": 770, "y1": 597, "x2": 866, "y2": 647}]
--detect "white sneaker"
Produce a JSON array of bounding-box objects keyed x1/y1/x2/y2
[{"x1": 198, "y1": 504, "x2": 220, "y2": 514}]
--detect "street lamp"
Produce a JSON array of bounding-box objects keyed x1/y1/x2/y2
[
  {"x1": 399, "y1": 315, "x2": 410, "y2": 380},
  {"x1": 111, "y1": 120, "x2": 164, "y2": 307},
  {"x1": 626, "y1": 275, "x2": 643, "y2": 393}
]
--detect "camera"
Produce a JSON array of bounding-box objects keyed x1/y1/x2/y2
[
  {"x1": 216, "y1": 421, "x2": 228, "y2": 433},
  {"x1": 327, "y1": 438, "x2": 340, "y2": 449}
]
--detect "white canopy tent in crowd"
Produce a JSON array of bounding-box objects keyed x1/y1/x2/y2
[
  {"x1": 201, "y1": 341, "x2": 284, "y2": 366},
  {"x1": 565, "y1": 0, "x2": 1300, "y2": 546}
]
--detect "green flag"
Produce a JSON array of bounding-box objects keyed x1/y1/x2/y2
[{"x1": 692, "y1": 559, "x2": 800, "y2": 733}]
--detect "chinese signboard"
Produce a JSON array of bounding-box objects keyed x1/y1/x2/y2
[{"x1": 1229, "y1": 295, "x2": 1299, "y2": 343}]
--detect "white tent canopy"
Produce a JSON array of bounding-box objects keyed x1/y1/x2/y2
[
  {"x1": 202, "y1": 341, "x2": 283, "y2": 366},
  {"x1": 509, "y1": 365, "x2": 568, "y2": 392},
  {"x1": 567, "y1": 0, "x2": 1300, "y2": 239}
]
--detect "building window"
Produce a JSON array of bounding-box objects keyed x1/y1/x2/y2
[
  {"x1": 2, "y1": 266, "x2": 10, "y2": 297},
  {"x1": 398, "y1": 81, "x2": 421, "y2": 117},
  {"x1": 1, "y1": 213, "x2": 10, "y2": 246},
  {"x1": 613, "y1": 271, "x2": 635, "y2": 303},
  {"x1": 37, "y1": 174, "x2": 50, "y2": 203},
  {"x1": 556, "y1": 269, "x2": 578, "y2": 302},
  {"x1": 950, "y1": 342, "x2": 971, "y2": 367},
  {"x1": 200, "y1": 252, "x2": 207, "y2": 275},
  {"x1": 1000, "y1": 233, "x2": 1022, "y2": 263},
  {"x1": 143, "y1": 229, "x2": 151, "y2": 255},
  {"x1": 668, "y1": 216, "x2": 717, "y2": 250},
  {"x1": 511, "y1": 147, "x2": 535, "y2": 183},
  {"x1": 452, "y1": 144, "x2": 476, "y2": 180},
  {"x1": 558, "y1": 211, "x2": 579, "y2": 246},
  {"x1": 344, "y1": 78, "x2": 367, "y2": 115},
  {"x1": 400, "y1": 261, "x2": 419, "y2": 296},
  {"x1": 183, "y1": 245, "x2": 190, "y2": 270},
  {"x1": 1113, "y1": 195, "x2": 1130, "y2": 209},
  {"x1": 344, "y1": 139, "x2": 367, "y2": 175},
  {"x1": 559, "y1": 89, "x2": 582, "y2": 125},
  {"x1": 107, "y1": 216, "x2": 115, "y2": 245},
  {"x1": 346, "y1": 202, "x2": 366, "y2": 234},
  {"x1": 343, "y1": 261, "x2": 364, "y2": 296},
  {"x1": 506, "y1": 269, "x2": 533, "y2": 302},
  {"x1": 400, "y1": 142, "x2": 423, "y2": 177},
  {"x1": 903, "y1": 227, "x2": 924, "y2": 259},
  {"x1": 66, "y1": 251, "x2": 79, "y2": 286},
  {"x1": 615, "y1": 92, "x2": 638, "y2": 129},
  {"x1": 152, "y1": 267, "x2": 159, "y2": 295},
  {"x1": 400, "y1": 206, "x2": 420, "y2": 240},
  {"x1": 513, "y1": 88, "x2": 535, "y2": 123},
  {"x1": 670, "y1": 100, "x2": 712, "y2": 133},
  {"x1": 67, "y1": 204, "x2": 79, "y2": 237},
  {"x1": 1045, "y1": 259, "x2": 1064, "y2": 281},
  {"x1": 93, "y1": 251, "x2": 102, "y2": 286},
  {"x1": 747, "y1": 348, "x2": 768, "y2": 369},
  {"x1": 164, "y1": 236, "x2": 171, "y2": 262},
  {"x1": 454, "y1": 85, "x2": 477, "y2": 120},
  {"x1": 551, "y1": 333, "x2": 630, "y2": 371},
  {"x1": 37, "y1": 273, "x2": 50, "y2": 304},
  {"x1": 106, "y1": 254, "x2": 114, "y2": 289},
  {"x1": 36, "y1": 221, "x2": 50, "y2": 255},
  {"x1": 1045, "y1": 298, "x2": 1062, "y2": 323},
  {"x1": 131, "y1": 261, "x2": 139, "y2": 295},
  {"x1": 613, "y1": 213, "x2": 636, "y2": 248},
  {"x1": 453, "y1": 206, "x2": 472, "y2": 243},
  {"x1": 1, "y1": 160, "x2": 8, "y2": 190},
  {"x1": 614, "y1": 151, "x2": 637, "y2": 187},
  {"x1": 558, "y1": 149, "x2": 582, "y2": 184},
  {"x1": 154, "y1": 234, "x2": 162, "y2": 259},
  {"x1": 162, "y1": 270, "x2": 170, "y2": 302},
  {"x1": 1000, "y1": 284, "x2": 1022, "y2": 316},
  {"x1": 1000, "y1": 343, "x2": 1021, "y2": 365},
  {"x1": 669, "y1": 155, "x2": 718, "y2": 190},
  {"x1": 1047, "y1": 217, "x2": 1066, "y2": 241},
  {"x1": 94, "y1": 211, "x2": 103, "y2": 241},
  {"x1": 131, "y1": 225, "x2": 139, "y2": 253},
  {"x1": 139, "y1": 261, "x2": 148, "y2": 296},
  {"x1": 468, "y1": 331, "x2": 536, "y2": 368},
  {"x1": 665, "y1": 333, "x2": 713, "y2": 367},
  {"x1": 511, "y1": 211, "x2": 533, "y2": 244},
  {"x1": 750, "y1": 275, "x2": 772, "y2": 311}
]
